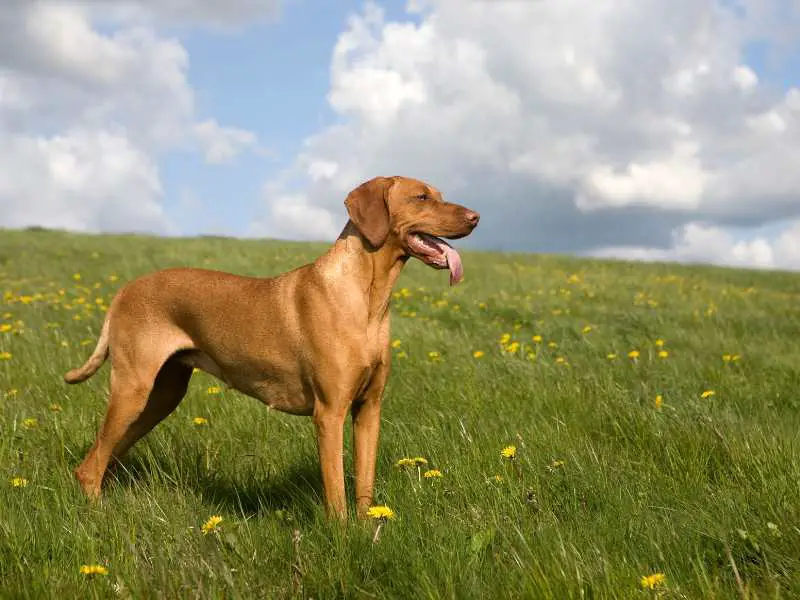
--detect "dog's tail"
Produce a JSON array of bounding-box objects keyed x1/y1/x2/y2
[{"x1": 64, "y1": 309, "x2": 111, "y2": 384}]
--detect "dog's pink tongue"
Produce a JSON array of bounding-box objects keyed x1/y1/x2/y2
[{"x1": 442, "y1": 244, "x2": 463, "y2": 286}]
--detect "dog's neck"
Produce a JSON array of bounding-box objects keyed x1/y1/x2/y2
[{"x1": 317, "y1": 221, "x2": 408, "y2": 323}]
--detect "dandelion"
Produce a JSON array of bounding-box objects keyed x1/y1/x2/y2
[
  {"x1": 423, "y1": 469, "x2": 442, "y2": 479},
  {"x1": 472, "y1": 350, "x2": 485, "y2": 359},
  {"x1": 193, "y1": 417, "x2": 208, "y2": 426},
  {"x1": 10, "y1": 477, "x2": 28, "y2": 487},
  {"x1": 607, "y1": 353, "x2": 617, "y2": 360},
  {"x1": 532, "y1": 335, "x2": 542, "y2": 343},
  {"x1": 655, "y1": 395, "x2": 663, "y2": 409},
  {"x1": 201, "y1": 515, "x2": 223, "y2": 535},
  {"x1": 72, "y1": 273, "x2": 82, "y2": 281},
  {"x1": 391, "y1": 339, "x2": 402, "y2": 348},
  {"x1": 206, "y1": 385, "x2": 222, "y2": 395},
  {"x1": 22, "y1": 418, "x2": 38, "y2": 429},
  {"x1": 628, "y1": 350, "x2": 640, "y2": 359},
  {"x1": 505, "y1": 342, "x2": 520, "y2": 354},
  {"x1": 582, "y1": 325, "x2": 592, "y2": 334},
  {"x1": 0, "y1": 351, "x2": 11, "y2": 360},
  {"x1": 396, "y1": 351, "x2": 407, "y2": 359},
  {"x1": 367, "y1": 504, "x2": 395, "y2": 544},
  {"x1": 658, "y1": 350, "x2": 669, "y2": 359},
  {"x1": 492, "y1": 474, "x2": 504, "y2": 483},
  {"x1": 79, "y1": 564, "x2": 108, "y2": 576},
  {"x1": 0, "y1": 324, "x2": 11, "y2": 333},
  {"x1": 499, "y1": 333, "x2": 512, "y2": 345},
  {"x1": 700, "y1": 390, "x2": 715, "y2": 399},
  {"x1": 547, "y1": 341, "x2": 558, "y2": 348},
  {"x1": 428, "y1": 351, "x2": 441, "y2": 361},
  {"x1": 640, "y1": 573, "x2": 666, "y2": 590},
  {"x1": 501, "y1": 445, "x2": 517, "y2": 460},
  {"x1": 549, "y1": 459, "x2": 566, "y2": 469},
  {"x1": 5, "y1": 388, "x2": 18, "y2": 398},
  {"x1": 49, "y1": 403, "x2": 62, "y2": 412},
  {"x1": 655, "y1": 339, "x2": 665, "y2": 347}
]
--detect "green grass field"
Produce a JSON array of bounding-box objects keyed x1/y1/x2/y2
[{"x1": 1, "y1": 228, "x2": 799, "y2": 599}]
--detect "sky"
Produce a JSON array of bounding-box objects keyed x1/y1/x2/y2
[{"x1": 1, "y1": 0, "x2": 799, "y2": 271}]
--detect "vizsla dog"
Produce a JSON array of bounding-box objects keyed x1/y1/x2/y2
[{"x1": 64, "y1": 176, "x2": 479, "y2": 519}]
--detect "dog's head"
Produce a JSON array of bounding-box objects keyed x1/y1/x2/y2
[{"x1": 344, "y1": 176, "x2": 480, "y2": 285}]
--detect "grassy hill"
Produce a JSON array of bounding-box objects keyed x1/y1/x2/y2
[{"x1": 1, "y1": 228, "x2": 798, "y2": 599}]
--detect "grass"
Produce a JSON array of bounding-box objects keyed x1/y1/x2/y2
[{"x1": 1, "y1": 227, "x2": 799, "y2": 599}]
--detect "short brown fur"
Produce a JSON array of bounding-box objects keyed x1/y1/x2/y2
[{"x1": 65, "y1": 175, "x2": 479, "y2": 519}]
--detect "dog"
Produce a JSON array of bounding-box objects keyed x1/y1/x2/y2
[{"x1": 64, "y1": 175, "x2": 480, "y2": 519}]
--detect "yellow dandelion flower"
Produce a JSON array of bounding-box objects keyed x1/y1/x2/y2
[
  {"x1": 700, "y1": 390, "x2": 715, "y2": 399},
  {"x1": 658, "y1": 350, "x2": 669, "y2": 359},
  {"x1": 499, "y1": 333, "x2": 512, "y2": 345},
  {"x1": 201, "y1": 515, "x2": 223, "y2": 535},
  {"x1": 366, "y1": 505, "x2": 395, "y2": 521},
  {"x1": 478, "y1": 302, "x2": 487, "y2": 309},
  {"x1": 206, "y1": 385, "x2": 222, "y2": 395},
  {"x1": 0, "y1": 324, "x2": 11, "y2": 333},
  {"x1": 6, "y1": 388, "x2": 18, "y2": 398},
  {"x1": 640, "y1": 573, "x2": 666, "y2": 589},
  {"x1": 492, "y1": 474, "x2": 504, "y2": 483},
  {"x1": 22, "y1": 418, "x2": 38, "y2": 429},
  {"x1": 396, "y1": 351, "x2": 407, "y2": 359},
  {"x1": 607, "y1": 352, "x2": 617, "y2": 360},
  {"x1": 655, "y1": 395, "x2": 663, "y2": 409},
  {"x1": 472, "y1": 350, "x2": 485, "y2": 359},
  {"x1": 192, "y1": 417, "x2": 208, "y2": 426},
  {"x1": 582, "y1": 325, "x2": 592, "y2": 334},
  {"x1": 428, "y1": 351, "x2": 441, "y2": 361},
  {"x1": 655, "y1": 339, "x2": 665, "y2": 347},
  {"x1": 550, "y1": 459, "x2": 565, "y2": 468},
  {"x1": 506, "y1": 342, "x2": 520, "y2": 354},
  {"x1": 395, "y1": 457, "x2": 428, "y2": 468},
  {"x1": 108, "y1": 274, "x2": 119, "y2": 282},
  {"x1": 547, "y1": 341, "x2": 558, "y2": 348},
  {"x1": 555, "y1": 356, "x2": 567, "y2": 364},
  {"x1": 49, "y1": 403, "x2": 62, "y2": 412},
  {"x1": 391, "y1": 339, "x2": 401, "y2": 348},
  {"x1": 501, "y1": 445, "x2": 517, "y2": 459},
  {"x1": 79, "y1": 564, "x2": 108, "y2": 576},
  {"x1": 72, "y1": 273, "x2": 82, "y2": 281},
  {"x1": 532, "y1": 335, "x2": 542, "y2": 343},
  {"x1": 423, "y1": 469, "x2": 442, "y2": 479},
  {"x1": 628, "y1": 350, "x2": 640, "y2": 359},
  {"x1": 10, "y1": 477, "x2": 28, "y2": 487},
  {"x1": 0, "y1": 351, "x2": 12, "y2": 360}
]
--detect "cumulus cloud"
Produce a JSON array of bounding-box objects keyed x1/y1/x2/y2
[
  {"x1": 0, "y1": 0, "x2": 263, "y2": 234},
  {"x1": 253, "y1": 0, "x2": 800, "y2": 269}
]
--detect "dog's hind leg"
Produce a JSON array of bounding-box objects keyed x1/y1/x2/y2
[{"x1": 75, "y1": 356, "x2": 192, "y2": 500}]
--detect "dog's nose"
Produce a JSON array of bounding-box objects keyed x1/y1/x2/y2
[{"x1": 465, "y1": 210, "x2": 480, "y2": 227}]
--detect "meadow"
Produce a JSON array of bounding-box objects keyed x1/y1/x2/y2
[{"x1": 0, "y1": 227, "x2": 798, "y2": 599}]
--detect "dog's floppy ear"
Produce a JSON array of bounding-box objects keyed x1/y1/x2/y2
[{"x1": 344, "y1": 176, "x2": 394, "y2": 248}]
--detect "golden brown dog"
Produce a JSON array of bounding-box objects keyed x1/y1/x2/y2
[{"x1": 64, "y1": 175, "x2": 479, "y2": 519}]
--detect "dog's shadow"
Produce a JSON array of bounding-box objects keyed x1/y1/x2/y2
[{"x1": 71, "y1": 441, "x2": 324, "y2": 521}]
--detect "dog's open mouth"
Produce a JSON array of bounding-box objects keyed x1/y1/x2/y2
[{"x1": 407, "y1": 233, "x2": 464, "y2": 286}]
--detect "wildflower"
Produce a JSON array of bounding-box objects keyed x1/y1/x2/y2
[
  {"x1": 79, "y1": 564, "x2": 108, "y2": 576},
  {"x1": 10, "y1": 477, "x2": 28, "y2": 487},
  {"x1": 427, "y1": 351, "x2": 441, "y2": 361},
  {"x1": 607, "y1": 353, "x2": 617, "y2": 360},
  {"x1": 423, "y1": 469, "x2": 442, "y2": 479},
  {"x1": 582, "y1": 325, "x2": 592, "y2": 334},
  {"x1": 655, "y1": 395, "x2": 663, "y2": 409},
  {"x1": 640, "y1": 573, "x2": 666, "y2": 590},
  {"x1": 501, "y1": 445, "x2": 517, "y2": 459},
  {"x1": 366, "y1": 505, "x2": 395, "y2": 521},
  {"x1": 658, "y1": 350, "x2": 669, "y2": 359},
  {"x1": 532, "y1": 335, "x2": 542, "y2": 343},
  {"x1": 206, "y1": 386, "x2": 222, "y2": 395},
  {"x1": 492, "y1": 474, "x2": 504, "y2": 483},
  {"x1": 193, "y1": 417, "x2": 208, "y2": 426},
  {"x1": 472, "y1": 350, "x2": 485, "y2": 359},
  {"x1": 395, "y1": 457, "x2": 428, "y2": 468},
  {"x1": 550, "y1": 460, "x2": 565, "y2": 469},
  {"x1": 201, "y1": 515, "x2": 223, "y2": 535},
  {"x1": 49, "y1": 403, "x2": 62, "y2": 412},
  {"x1": 22, "y1": 418, "x2": 38, "y2": 429},
  {"x1": 505, "y1": 342, "x2": 520, "y2": 354},
  {"x1": 72, "y1": 273, "x2": 82, "y2": 281},
  {"x1": 391, "y1": 339, "x2": 401, "y2": 348},
  {"x1": 628, "y1": 350, "x2": 640, "y2": 359},
  {"x1": 547, "y1": 341, "x2": 558, "y2": 348},
  {"x1": 0, "y1": 324, "x2": 11, "y2": 333},
  {"x1": 108, "y1": 275, "x2": 119, "y2": 283},
  {"x1": 396, "y1": 351, "x2": 407, "y2": 359},
  {"x1": 0, "y1": 351, "x2": 11, "y2": 360},
  {"x1": 655, "y1": 339, "x2": 665, "y2": 347},
  {"x1": 5, "y1": 388, "x2": 18, "y2": 398},
  {"x1": 499, "y1": 333, "x2": 511, "y2": 345},
  {"x1": 700, "y1": 390, "x2": 715, "y2": 399}
]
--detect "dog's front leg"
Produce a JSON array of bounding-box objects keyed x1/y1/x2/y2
[
  {"x1": 313, "y1": 402, "x2": 349, "y2": 521},
  {"x1": 352, "y1": 359, "x2": 389, "y2": 519}
]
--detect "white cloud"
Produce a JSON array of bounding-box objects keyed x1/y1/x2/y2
[
  {"x1": 594, "y1": 220, "x2": 800, "y2": 271},
  {"x1": 73, "y1": 0, "x2": 281, "y2": 28},
  {"x1": 0, "y1": 0, "x2": 263, "y2": 233},
  {"x1": 252, "y1": 0, "x2": 800, "y2": 270},
  {"x1": 193, "y1": 119, "x2": 259, "y2": 165}
]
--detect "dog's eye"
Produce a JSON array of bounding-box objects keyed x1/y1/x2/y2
[{"x1": 416, "y1": 193, "x2": 428, "y2": 201}]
